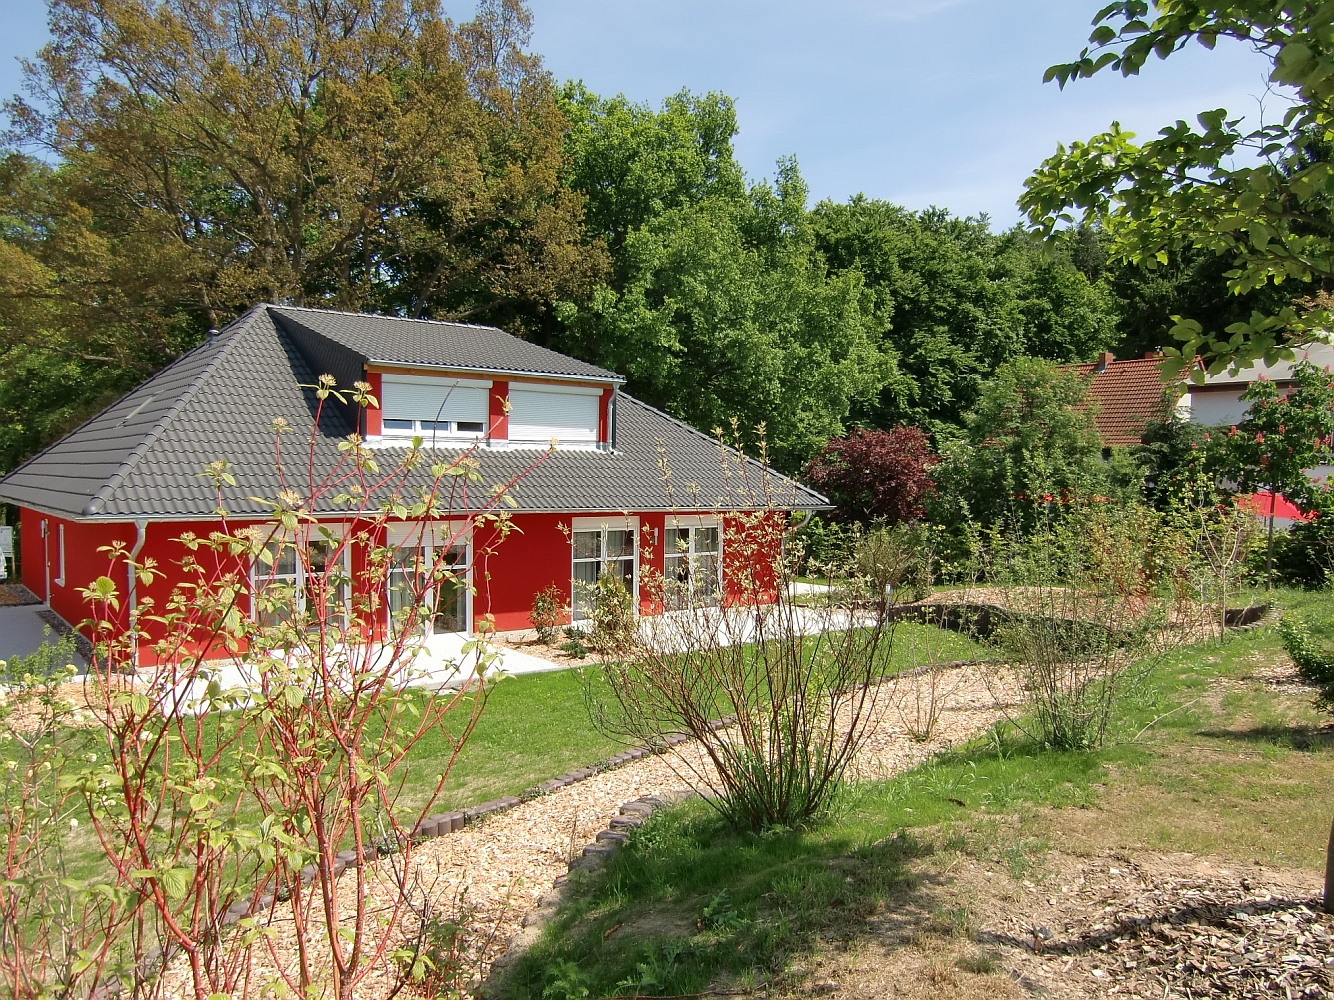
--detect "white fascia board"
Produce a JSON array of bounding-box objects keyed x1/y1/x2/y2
[{"x1": 368, "y1": 359, "x2": 624, "y2": 385}]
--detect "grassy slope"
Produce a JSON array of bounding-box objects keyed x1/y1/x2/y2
[{"x1": 499, "y1": 589, "x2": 1334, "y2": 1000}]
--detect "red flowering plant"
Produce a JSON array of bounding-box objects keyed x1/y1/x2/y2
[{"x1": 1206, "y1": 361, "x2": 1334, "y2": 582}]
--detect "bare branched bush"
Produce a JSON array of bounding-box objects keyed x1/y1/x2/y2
[
  {"x1": 0, "y1": 377, "x2": 548, "y2": 1000},
  {"x1": 0, "y1": 635, "x2": 131, "y2": 999},
  {"x1": 985, "y1": 501, "x2": 1184, "y2": 750},
  {"x1": 894, "y1": 607, "x2": 973, "y2": 742},
  {"x1": 587, "y1": 424, "x2": 900, "y2": 830}
]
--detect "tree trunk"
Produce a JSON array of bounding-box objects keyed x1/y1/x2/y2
[
  {"x1": 1325, "y1": 811, "x2": 1334, "y2": 915},
  {"x1": 1266, "y1": 487, "x2": 1277, "y2": 590}
]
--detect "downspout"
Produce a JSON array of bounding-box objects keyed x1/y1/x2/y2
[
  {"x1": 127, "y1": 519, "x2": 148, "y2": 666},
  {"x1": 41, "y1": 520, "x2": 50, "y2": 603}
]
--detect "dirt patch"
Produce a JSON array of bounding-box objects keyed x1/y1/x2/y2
[
  {"x1": 0, "y1": 677, "x2": 135, "y2": 734},
  {"x1": 150, "y1": 664, "x2": 1013, "y2": 999},
  {"x1": 777, "y1": 847, "x2": 1330, "y2": 1000},
  {"x1": 488, "y1": 627, "x2": 592, "y2": 666}
]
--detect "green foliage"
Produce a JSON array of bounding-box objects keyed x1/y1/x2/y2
[
  {"x1": 810, "y1": 200, "x2": 1121, "y2": 432},
  {"x1": 0, "y1": 630, "x2": 78, "y2": 687},
  {"x1": 987, "y1": 500, "x2": 1179, "y2": 750},
  {"x1": 1271, "y1": 488, "x2": 1334, "y2": 588},
  {"x1": 1275, "y1": 612, "x2": 1334, "y2": 704},
  {"x1": 1022, "y1": 2, "x2": 1334, "y2": 377},
  {"x1": 933, "y1": 357, "x2": 1125, "y2": 531},
  {"x1": 529, "y1": 584, "x2": 568, "y2": 645},
  {"x1": 586, "y1": 571, "x2": 640, "y2": 656},
  {"x1": 856, "y1": 522, "x2": 933, "y2": 602},
  {"x1": 556, "y1": 96, "x2": 895, "y2": 469},
  {"x1": 1135, "y1": 412, "x2": 1210, "y2": 508},
  {"x1": 794, "y1": 515, "x2": 860, "y2": 576},
  {"x1": 1206, "y1": 360, "x2": 1334, "y2": 503},
  {"x1": 560, "y1": 627, "x2": 591, "y2": 660},
  {"x1": 0, "y1": 0, "x2": 604, "y2": 475}
]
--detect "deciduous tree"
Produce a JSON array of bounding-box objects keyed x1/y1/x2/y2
[{"x1": 1022, "y1": 1, "x2": 1334, "y2": 379}]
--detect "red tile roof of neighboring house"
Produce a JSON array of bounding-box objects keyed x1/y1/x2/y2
[{"x1": 1061, "y1": 354, "x2": 1175, "y2": 447}]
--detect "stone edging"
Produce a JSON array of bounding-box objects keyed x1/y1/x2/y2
[{"x1": 478, "y1": 789, "x2": 699, "y2": 995}]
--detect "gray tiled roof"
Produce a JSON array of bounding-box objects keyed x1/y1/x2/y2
[
  {"x1": 270, "y1": 306, "x2": 622, "y2": 381},
  {"x1": 0, "y1": 305, "x2": 826, "y2": 519}
]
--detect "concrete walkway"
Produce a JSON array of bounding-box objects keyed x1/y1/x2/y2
[{"x1": 0, "y1": 604, "x2": 87, "y2": 666}]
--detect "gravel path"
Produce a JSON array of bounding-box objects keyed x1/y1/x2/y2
[{"x1": 157, "y1": 664, "x2": 1017, "y2": 999}]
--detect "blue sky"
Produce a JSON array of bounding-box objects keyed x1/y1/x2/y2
[{"x1": 2, "y1": 0, "x2": 1278, "y2": 226}]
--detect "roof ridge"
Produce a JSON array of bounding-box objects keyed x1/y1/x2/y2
[
  {"x1": 82, "y1": 306, "x2": 264, "y2": 516},
  {"x1": 269, "y1": 302, "x2": 511, "y2": 335},
  {"x1": 619, "y1": 394, "x2": 827, "y2": 506}
]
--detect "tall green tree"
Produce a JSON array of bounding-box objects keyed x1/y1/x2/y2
[
  {"x1": 1206, "y1": 360, "x2": 1334, "y2": 579},
  {"x1": 934, "y1": 357, "x2": 1115, "y2": 529},
  {"x1": 0, "y1": 0, "x2": 604, "y2": 473},
  {"x1": 1021, "y1": 1, "x2": 1334, "y2": 380},
  {"x1": 809, "y1": 199, "x2": 1119, "y2": 432},
  {"x1": 554, "y1": 90, "x2": 898, "y2": 470}
]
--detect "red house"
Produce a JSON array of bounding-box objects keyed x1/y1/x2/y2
[{"x1": 0, "y1": 305, "x2": 824, "y2": 665}]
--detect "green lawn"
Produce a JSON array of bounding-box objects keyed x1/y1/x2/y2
[
  {"x1": 496, "y1": 589, "x2": 1334, "y2": 1000},
  {"x1": 427, "y1": 619, "x2": 988, "y2": 810}
]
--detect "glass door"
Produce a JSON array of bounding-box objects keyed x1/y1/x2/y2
[
  {"x1": 571, "y1": 524, "x2": 636, "y2": 620},
  {"x1": 664, "y1": 522, "x2": 722, "y2": 610},
  {"x1": 386, "y1": 527, "x2": 471, "y2": 636}
]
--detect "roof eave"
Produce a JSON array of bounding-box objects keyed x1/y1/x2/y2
[{"x1": 365, "y1": 358, "x2": 625, "y2": 385}]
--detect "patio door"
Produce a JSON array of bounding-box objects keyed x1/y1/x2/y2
[
  {"x1": 663, "y1": 517, "x2": 722, "y2": 610},
  {"x1": 386, "y1": 523, "x2": 472, "y2": 635},
  {"x1": 571, "y1": 517, "x2": 638, "y2": 621}
]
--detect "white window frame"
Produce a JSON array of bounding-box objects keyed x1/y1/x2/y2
[
  {"x1": 249, "y1": 524, "x2": 351, "y2": 626},
  {"x1": 53, "y1": 523, "x2": 66, "y2": 587},
  {"x1": 570, "y1": 516, "x2": 639, "y2": 622},
  {"x1": 384, "y1": 521, "x2": 474, "y2": 635},
  {"x1": 379, "y1": 375, "x2": 492, "y2": 442},
  {"x1": 663, "y1": 515, "x2": 723, "y2": 610}
]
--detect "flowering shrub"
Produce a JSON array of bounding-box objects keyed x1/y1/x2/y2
[{"x1": 1276, "y1": 613, "x2": 1334, "y2": 707}]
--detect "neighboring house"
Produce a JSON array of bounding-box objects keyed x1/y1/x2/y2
[
  {"x1": 1180, "y1": 339, "x2": 1334, "y2": 485},
  {"x1": 1061, "y1": 352, "x2": 1177, "y2": 447},
  {"x1": 0, "y1": 305, "x2": 825, "y2": 664}
]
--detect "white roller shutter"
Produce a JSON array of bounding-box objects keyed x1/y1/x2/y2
[
  {"x1": 508, "y1": 384, "x2": 601, "y2": 442},
  {"x1": 382, "y1": 375, "x2": 489, "y2": 425}
]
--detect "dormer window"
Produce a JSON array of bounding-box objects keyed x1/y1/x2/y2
[
  {"x1": 383, "y1": 418, "x2": 486, "y2": 435},
  {"x1": 379, "y1": 374, "x2": 490, "y2": 440}
]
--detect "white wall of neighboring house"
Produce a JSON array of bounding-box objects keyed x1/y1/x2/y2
[
  {"x1": 1186, "y1": 388, "x2": 1249, "y2": 428},
  {"x1": 1182, "y1": 340, "x2": 1334, "y2": 487}
]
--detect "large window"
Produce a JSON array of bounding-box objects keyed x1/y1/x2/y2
[
  {"x1": 663, "y1": 518, "x2": 722, "y2": 610},
  {"x1": 380, "y1": 375, "x2": 490, "y2": 440},
  {"x1": 251, "y1": 531, "x2": 350, "y2": 628},
  {"x1": 385, "y1": 523, "x2": 472, "y2": 635},
  {"x1": 571, "y1": 518, "x2": 637, "y2": 621}
]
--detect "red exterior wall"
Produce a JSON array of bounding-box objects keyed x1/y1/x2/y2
[
  {"x1": 363, "y1": 372, "x2": 383, "y2": 436},
  {"x1": 20, "y1": 513, "x2": 137, "y2": 643},
  {"x1": 488, "y1": 380, "x2": 509, "y2": 442},
  {"x1": 16, "y1": 506, "x2": 785, "y2": 661}
]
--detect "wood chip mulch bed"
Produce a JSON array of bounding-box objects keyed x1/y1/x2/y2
[
  {"x1": 978, "y1": 854, "x2": 1332, "y2": 999},
  {"x1": 146, "y1": 665, "x2": 1016, "y2": 999}
]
